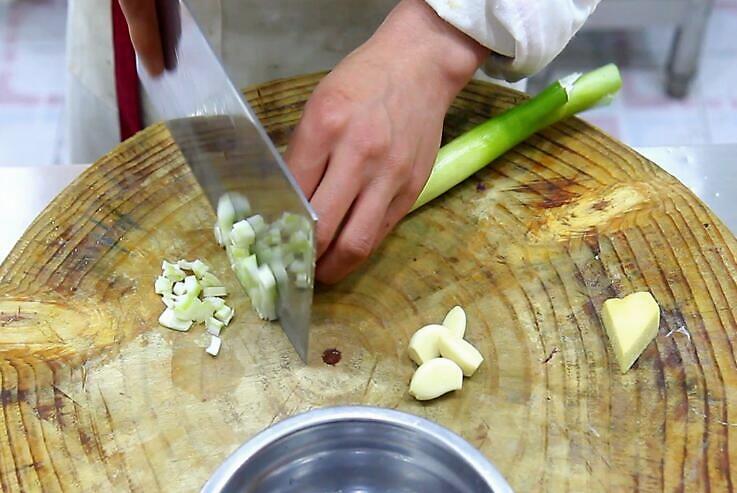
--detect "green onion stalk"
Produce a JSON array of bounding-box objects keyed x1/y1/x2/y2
[{"x1": 411, "y1": 63, "x2": 623, "y2": 211}]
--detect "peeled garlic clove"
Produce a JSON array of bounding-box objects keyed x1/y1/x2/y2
[
  {"x1": 409, "y1": 358, "x2": 463, "y2": 401},
  {"x1": 407, "y1": 324, "x2": 449, "y2": 365},
  {"x1": 442, "y1": 305, "x2": 466, "y2": 338},
  {"x1": 438, "y1": 332, "x2": 484, "y2": 377}
]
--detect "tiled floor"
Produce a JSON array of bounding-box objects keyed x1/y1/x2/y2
[
  {"x1": 529, "y1": 0, "x2": 737, "y2": 146},
  {"x1": 0, "y1": 0, "x2": 736, "y2": 166},
  {"x1": 0, "y1": 0, "x2": 66, "y2": 166}
]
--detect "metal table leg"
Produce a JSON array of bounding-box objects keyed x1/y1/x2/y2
[{"x1": 666, "y1": 0, "x2": 714, "y2": 98}]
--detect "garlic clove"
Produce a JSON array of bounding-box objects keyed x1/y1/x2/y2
[
  {"x1": 407, "y1": 324, "x2": 449, "y2": 365},
  {"x1": 409, "y1": 358, "x2": 463, "y2": 401},
  {"x1": 438, "y1": 332, "x2": 484, "y2": 377},
  {"x1": 442, "y1": 305, "x2": 466, "y2": 338}
]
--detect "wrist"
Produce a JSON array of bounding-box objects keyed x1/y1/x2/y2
[{"x1": 372, "y1": 0, "x2": 490, "y2": 105}]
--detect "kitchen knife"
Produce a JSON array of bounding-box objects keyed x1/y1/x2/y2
[{"x1": 136, "y1": 0, "x2": 317, "y2": 362}]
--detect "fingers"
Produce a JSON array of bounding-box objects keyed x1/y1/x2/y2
[
  {"x1": 372, "y1": 152, "x2": 436, "y2": 249},
  {"x1": 284, "y1": 94, "x2": 348, "y2": 198},
  {"x1": 316, "y1": 180, "x2": 395, "y2": 284},
  {"x1": 118, "y1": 0, "x2": 165, "y2": 76},
  {"x1": 309, "y1": 143, "x2": 368, "y2": 258}
]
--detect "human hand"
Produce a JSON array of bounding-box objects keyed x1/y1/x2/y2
[
  {"x1": 118, "y1": 0, "x2": 164, "y2": 75},
  {"x1": 286, "y1": 0, "x2": 488, "y2": 284}
]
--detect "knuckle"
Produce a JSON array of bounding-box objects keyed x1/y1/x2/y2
[
  {"x1": 339, "y1": 234, "x2": 374, "y2": 262},
  {"x1": 306, "y1": 95, "x2": 349, "y2": 137},
  {"x1": 354, "y1": 131, "x2": 391, "y2": 160},
  {"x1": 387, "y1": 157, "x2": 413, "y2": 179}
]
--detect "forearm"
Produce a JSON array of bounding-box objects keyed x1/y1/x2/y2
[{"x1": 369, "y1": 0, "x2": 490, "y2": 106}]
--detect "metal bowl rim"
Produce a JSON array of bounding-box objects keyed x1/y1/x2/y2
[{"x1": 201, "y1": 405, "x2": 513, "y2": 493}]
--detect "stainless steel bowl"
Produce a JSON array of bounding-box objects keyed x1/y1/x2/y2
[{"x1": 202, "y1": 406, "x2": 513, "y2": 493}]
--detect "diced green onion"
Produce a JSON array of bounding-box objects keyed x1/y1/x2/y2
[
  {"x1": 215, "y1": 305, "x2": 234, "y2": 325},
  {"x1": 217, "y1": 196, "x2": 236, "y2": 245},
  {"x1": 255, "y1": 244, "x2": 280, "y2": 266},
  {"x1": 183, "y1": 275, "x2": 201, "y2": 297},
  {"x1": 279, "y1": 213, "x2": 304, "y2": 235},
  {"x1": 230, "y1": 194, "x2": 251, "y2": 218},
  {"x1": 204, "y1": 296, "x2": 225, "y2": 309},
  {"x1": 203, "y1": 286, "x2": 228, "y2": 297},
  {"x1": 295, "y1": 272, "x2": 309, "y2": 289},
  {"x1": 255, "y1": 264, "x2": 277, "y2": 321},
  {"x1": 270, "y1": 260, "x2": 289, "y2": 287},
  {"x1": 206, "y1": 335, "x2": 222, "y2": 356},
  {"x1": 159, "y1": 308, "x2": 193, "y2": 331},
  {"x1": 162, "y1": 260, "x2": 186, "y2": 281},
  {"x1": 252, "y1": 241, "x2": 269, "y2": 261},
  {"x1": 190, "y1": 259, "x2": 210, "y2": 278},
  {"x1": 199, "y1": 271, "x2": 223, "y2": 287},
  {"x1": 174, "y1": 297, "x2": 214, "y2": 322},
  {"x1": 231, "y1": 220, "x2": 256, "y2": 249},
  {"x1": 214, "y1": 225, "x2": 224, "y2": 246},
  {"x1": 264, "y1": 228, "x2": 281, "y2": 246},
  {"x1": 246, "y1": 215, "x2": 267, "y2": 236},
  {"x1": 206, "y1": 317, "x2": 224, "y2": 336},
  {"x1": 155, "y1": 258, "x2": 234, "y2": 357},
  {"x1": 215, "y1": 193, "x2": 315, "y2": 322},
  {"x1": 232, "y1": 254, "x2": 259, "y2": 291},
  {"x1": 229, "y1": 246, "x2": 250, "y2": 262},
  {"x1": 288, "y1": 259, "x2": 307, "y2": 274},
  {"x1": 155, "y1": 276, "x2": 173, "y2": 295},
  {"x1": 162, "y1": 294, "x2": 176, "y2": 309}
]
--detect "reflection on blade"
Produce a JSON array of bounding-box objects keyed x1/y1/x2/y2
[{"x1": 136, "y1": 0, "x2": 316, "y2": 362}]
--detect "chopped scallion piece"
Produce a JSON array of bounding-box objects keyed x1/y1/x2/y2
[
  {"x1": 203, "y1": 286, "x2": 228, "y2": 298},
  {"x1": 206, "y1": 335, "x2": 222, "y2": 356},
  {"x1": 159, "y1": 308, "x2": 193, "y2": 332}
]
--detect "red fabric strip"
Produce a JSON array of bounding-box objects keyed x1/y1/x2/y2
[{"x1": 111, "y1": 0, "x2": 143, "y2": 141}]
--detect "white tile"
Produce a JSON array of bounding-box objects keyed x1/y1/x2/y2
[
  {"x1": 704, "y1": 103, "x2": 737, "y2": 143},
  {"x1": 693, "y1": 56, "x2": 737, "y2": 106},
  {"x1": 9, "y1": 42, "x2": 66, "y2": 97},
  {"x1": 51, "y1": 100, "x2": 67, "y2": 165},
  {"x1": 0, "y1": 2, "x2": 9, "y2": 23},
  {"x1": 580, "y1": 107, "x2": 623, "y2": 140},
  {"x1": 11, "y1": 0, "x2": 67, "y2": 45},
  {"x1": 0, "y1": 0, "x2": 66, "y2": 167},
  {"x1": 620, "y1": 106, "x2": 710, "y2": 147},
  {"x1": 704, "y1": 2, "x2": 737, "y2": 56},
  {"x1": 620, "y1": 68, "x2": 701, "y2": 106},
  {"x1": 0, "y1": 105, "x2": 60, "y2": 166},
  {"x1": 625, "y1": 27, "x2": 673, "y2": 69}
]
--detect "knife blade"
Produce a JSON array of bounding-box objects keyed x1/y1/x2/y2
[{"x1": 136, "y1": 0, "x2": 317, "y2": 362}]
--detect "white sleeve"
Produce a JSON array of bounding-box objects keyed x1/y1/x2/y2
[{"x1": 424, "y1": 0, "x2": 601, "y2": 81}]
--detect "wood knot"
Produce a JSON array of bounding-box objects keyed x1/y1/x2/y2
[{"x1": 0, "y1": 298, "x2": 116, "y2": 362}]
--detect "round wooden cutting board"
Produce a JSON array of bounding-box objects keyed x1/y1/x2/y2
[{"x1": 2, "y1": 73, "x2": 737, "y2": 492}]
